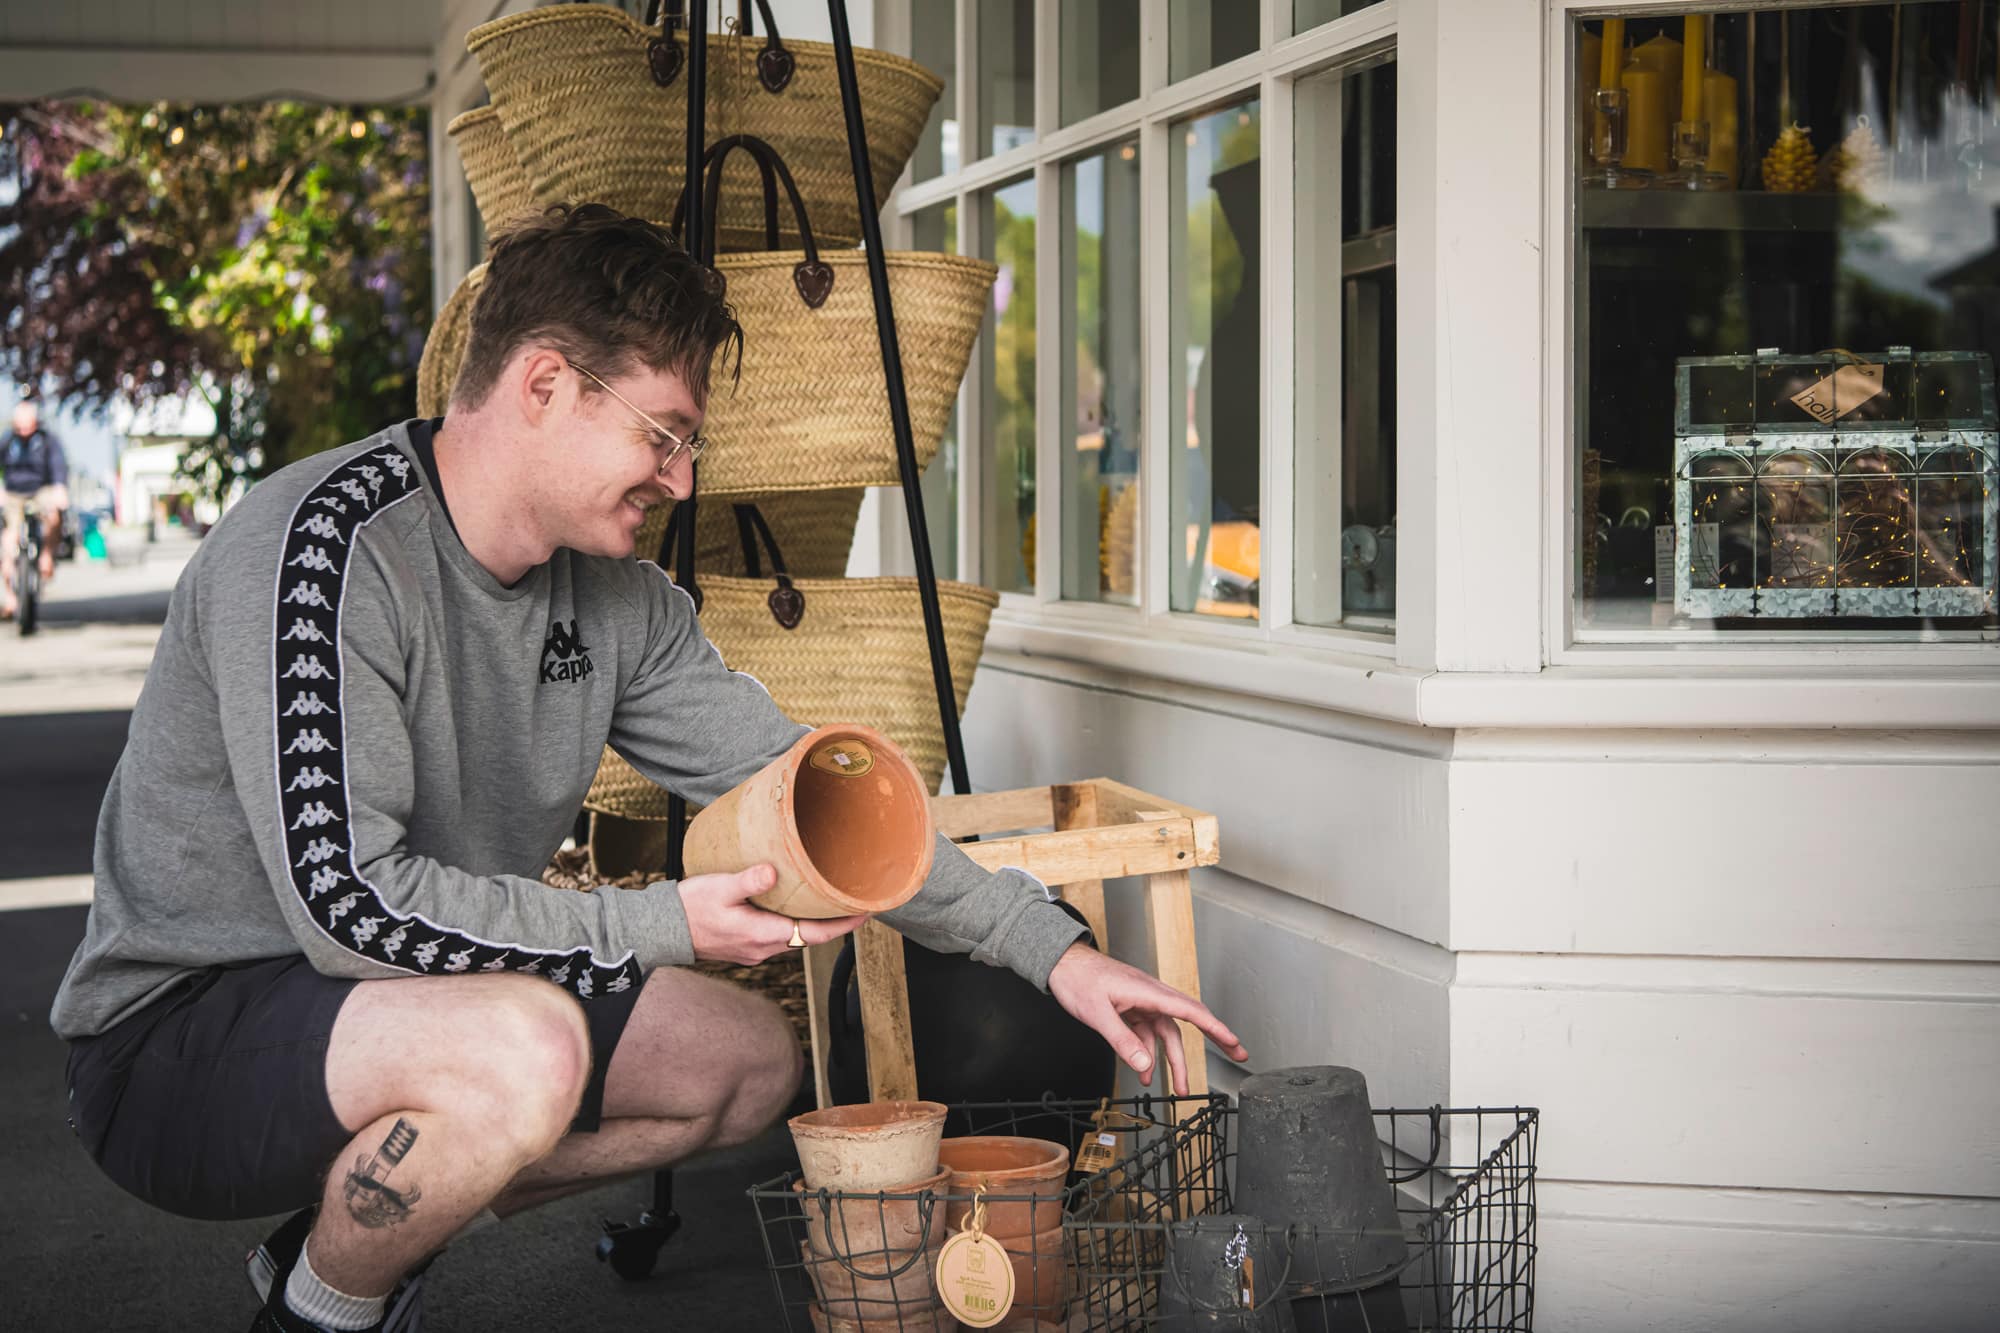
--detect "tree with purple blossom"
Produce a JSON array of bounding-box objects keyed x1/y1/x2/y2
[{"x1": 0, "y1": 100, "x2": 431, "y2": 498}]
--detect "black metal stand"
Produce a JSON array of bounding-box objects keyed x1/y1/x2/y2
[
  {"x1": 597, "y1": 0, "x2": 971, "y2": 1280},
  {"x1": 596, "y1": 0, "x2": 709, "y2": 1284}
]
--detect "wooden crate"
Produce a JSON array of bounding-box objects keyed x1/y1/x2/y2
[{"x1": 802, "y1": 778, "x2": 1221, "y2": 1113}]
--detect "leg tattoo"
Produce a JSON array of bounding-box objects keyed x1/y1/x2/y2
[{"x1": 343, "y1": 1118, "x2": 423, "y2": 1229}]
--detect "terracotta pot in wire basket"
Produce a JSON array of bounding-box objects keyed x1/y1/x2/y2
[
  {"x1": 446, "y1": 106, "x2": 543, "y2": 235},
  {"x1": 584, "y1": 503, "x2": 997, "y2": 817},
  {"x1": 669, "y1": 134, "x2": 993, "y2": 497},
  {"x1": 466, "y1": 0, "x2": 941, "y2": 252}
]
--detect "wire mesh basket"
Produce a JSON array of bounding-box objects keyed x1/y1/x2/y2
[{"x1": 747, "y1": 1096, "x2": 1537, "y2": 1332}]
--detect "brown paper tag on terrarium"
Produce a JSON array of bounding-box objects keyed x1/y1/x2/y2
[
  {"x1": 1790, "y1": 362, "x2": 1884, "y2": 424},
  {"x1": 809, "y1": 740, "x2": 874, "y2": 778},
  {"x1": 935, "y1": 1230, "x2": 1016, "y2": 1327}
]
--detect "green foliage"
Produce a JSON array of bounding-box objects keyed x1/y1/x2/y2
[{"x1": 0, "y1": 99, "x2": 431, "y2": 498}]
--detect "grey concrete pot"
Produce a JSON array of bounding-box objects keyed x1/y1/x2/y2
[
  {"x1": 1155, "y1": 1215, "x2": 1297, "y2": 1332},
  {"x1": 1232, "y1": 1066, "x2": 1409, "y2": 1289}
]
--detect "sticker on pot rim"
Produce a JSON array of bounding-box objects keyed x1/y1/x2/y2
[
  {"x1": 935, "y1": 1229, "x2": 1015, "y2": 1326},
  {"x1": 809, "y1": 740, "x2": 874, "y2": 778}
]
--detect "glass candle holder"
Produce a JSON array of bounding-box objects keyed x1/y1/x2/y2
[
  {"x1": 1584, "y1": 88, "x2": 1652, "y2": 189},
  {"x1": 1663, "y1": 119, "x2": 1729, "y2": 190}
]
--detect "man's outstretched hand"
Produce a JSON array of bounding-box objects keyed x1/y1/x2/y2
[
  {"x1": 680, "y1": 863, "x2": 866, "y2": 965},
  {"x1": 1047, "y1": 942, "x2": 1248, "y2": 1095}
]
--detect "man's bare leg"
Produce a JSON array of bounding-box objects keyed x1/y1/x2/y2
[
  {"x1": 491, "y1": 964, "x2": 803, "y2": 1216},
  {"x1": 306, "y1": 973, "x2": 593, "y2": 1299}
]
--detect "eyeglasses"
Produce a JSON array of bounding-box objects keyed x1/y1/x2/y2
[{"x1": 571, "y1": 363, "x2": 709, "y2": 472}]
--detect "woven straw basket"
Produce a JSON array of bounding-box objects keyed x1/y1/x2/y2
[
  {"x1": 630, "y1": 490, "x2": 862, "y2": 580},
  {"x1": 585, "y1": 574, "x2": 998, "y2": 816},
  {"x1": 700, "y1": 250, "x2": 992, "y2": 495},
  {"x1": 447, "y1": 107, "x2": 541, "y2": 233},
  {"x1": 417, "y1": 263, "x2": 486, "y2": 417},
  {"x1": 467, "y1": 4, "x2": 941, "y2": 252}
]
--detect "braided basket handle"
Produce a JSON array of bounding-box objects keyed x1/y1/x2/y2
[
  {"x1": 645, "y1": 0, "x2": 794, "y2": 93},
  {"x1": 701, "y1": 134, "x2": 834, "y2": 309},
  {"x1": 733, "y1": 503, "x2": 805, "y2": 629},
  {"x1": 670, "y1": 137, "x2": 781, "y2": 251}
]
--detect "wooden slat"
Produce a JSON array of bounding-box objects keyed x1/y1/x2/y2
[
  {"x1": 952, "y1": 818, "x2": 1198, "y2": 886},
  {"x1": 1051, "y1": 782, "x2": 1112, "y2": 953},
  {"x1": 854, "y1": 919, "x2": 919, "y2": 1102},
  {"x1": 931, "y1": 784, "x2": 1056, "y2": 839},
  {"x1": 1143, "y1": 868, "x2": 1210, "y2": 1102},
  {"x1": 800, "y1": 939, "x2": 842, "y2": 1109},
  {"x1": 1091, "y1": 778, "x2": 1222, "y2": 866}
]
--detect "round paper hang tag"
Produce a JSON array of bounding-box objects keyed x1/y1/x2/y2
[
  {"x1": 934, "y1": 1229, "x2": 1015, "y2": 1327},
  {"x1": 809, "y1": 740, "x2": 874, "y2": 778}
]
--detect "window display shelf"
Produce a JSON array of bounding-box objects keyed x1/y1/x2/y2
[{"x1": 1578, "y1": 189, "x2": 1843, "y2": 234}]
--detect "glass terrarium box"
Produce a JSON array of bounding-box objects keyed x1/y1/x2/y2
[{"x1": 1673, "y1": 349, "x2": 1998, "y2": 619}]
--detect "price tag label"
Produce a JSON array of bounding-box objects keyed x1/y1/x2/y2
[
  {"x1": 809, "y1": 740, "x2": 874, "y2": 778},
  {"x1": 1074, "y1": 1131, "x2": 1120, "y2": 1175},
  {"x1": 1790, "y1": 362, "x2": 1884, "y2": 424},
  {"x1": 935, "y1": 1230, "x2": 1015, "y2": 1327}
]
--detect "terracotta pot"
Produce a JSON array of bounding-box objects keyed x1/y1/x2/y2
[
  {"x1": 806, "y1": 1301, "x2": 951, "y2": 1333},
  {"x1": 794, "y1": 1166, "x2": 952, "y2": 1261},
  {"x1": 684, "y1": 723, "x2": 935, "y2": 920},
  {"x1": 938, "y1": 1136, "x2": 1070, "y2": 1238},
  {"x1": 791, "y1": 1100, "x2": 949, "y2": 1192},
  {"x1": 999, "y1": 1224, "x2": 1069, "y2": 1323},
  {"x1": 802, "y1": 1238, "x2": 942, "y2": 1311}
]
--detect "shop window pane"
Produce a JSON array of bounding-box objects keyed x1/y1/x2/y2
[
  {"x1": 1295, "y1": 56, "x2": 1396, "y2": 631},
  {"x1": 1170, "y1": 1, "x2": 1258, "y2": 83},
  {"x1": 912, "y1": 201, "x2": 960, "y2": 576},
  {"x1": 911, "y1": 0, "x2": 959, "y2": 180},
  {"x1": 1062, "y1": 140, "x2": 1143, "y2": 605},
  {"x1": 1170, "y1": 100, "x2": 1261, "y2": 618},
  {"x1": 1293, "y1": 0, "x2": 1387, "y2": 38},
  {"x1": 1574, "y1": 6, "x2": 1999, "y2": 637},
  {"x1": 978, "y1": 0, "x2": 1035, "y2": 159},
  {"x1": 982, "y1": 177, "x2": 1037, "y2": 593},
  {"x1": 1060, "y1": 1, "x2": 1142, "y2": 126}
]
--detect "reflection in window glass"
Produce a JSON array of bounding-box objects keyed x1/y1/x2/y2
[
  {"x1": 1293, "y1": 0, "x2": 1387, "y2": 37},
  {"x1": 982, "y1": 178, "x2": 1037, "y2": 593},
  {"x1": 978, "y1": 0, "x2": 1036, "y2": 158},
  {"x1": 1170, "y1": 100, "x2": 1261, "y2": 618},
  {"x1": 912, "y1": 201, "x2": 960, "y2": 576},
  {"x1": 910, "y1": 1, "x2": 958, "y2": 180},
  {"x1": 1169, "y1": 0, "x2": 1257, "y2": 83},
  {"x1": 1575, "y1": 6, "x2": 1999, "y2": 637},
  {"x1": 1060, "y1": 1, "x2": 1142, "y2": 126},
  {"x1": 1296, "y1": 57, "x2": 1397, "y2": 630},
  {"x1": 1062, "y1": 141, "x2": 1143, "y2": 605}
]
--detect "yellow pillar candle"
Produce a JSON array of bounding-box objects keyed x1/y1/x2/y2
[
  {"x1": 1599, "y1": 19, "x2": 1625, "y2": 88},
  {"x1": 1704, "y1": 65, "x2": 1739, "y2": 186},
  {"x1": 1630, "y1": 33, "x2": 1684, "y2": 132},
  {"x1": 1622, "y1": 64, "x2": 1671, "y2": 174},
  {"x1": 1681, "y1": 16, "x2": 1706, "y2": 121}
]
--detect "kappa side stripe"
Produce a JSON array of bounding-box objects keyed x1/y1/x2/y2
[{"x1": 269, "y1": 444, "x2": 640, "y2": 1000}]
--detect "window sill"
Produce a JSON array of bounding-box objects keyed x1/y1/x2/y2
[{"x1": 985, "y1": 608, "x2": 2000, "y2": 731}]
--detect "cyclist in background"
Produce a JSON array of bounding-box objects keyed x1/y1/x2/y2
[{"x1": 2, "y1": 395, "x2": 69, "y2": 620}]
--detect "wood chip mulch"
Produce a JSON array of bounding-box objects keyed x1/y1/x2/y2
[{"x1": 541, "y1": 847, "x2": 815, "y2": 1049}]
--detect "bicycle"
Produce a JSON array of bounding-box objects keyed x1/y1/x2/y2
[{"x1": 10, "y1": 498, "x2": 45, "y2": 636}]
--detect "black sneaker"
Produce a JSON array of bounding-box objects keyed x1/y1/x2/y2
[{"x1": 245, "y1": 1206, "x2": 427, "y2": 1333}]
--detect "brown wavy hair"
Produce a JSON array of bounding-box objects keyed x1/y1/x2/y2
[{"x1": 451, "y1": 203, "x2": 742, "y2": 412}]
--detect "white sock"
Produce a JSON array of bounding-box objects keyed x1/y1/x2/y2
[{"x1": 284, "y1": 1240, "x2": 389, "y2": 1332}]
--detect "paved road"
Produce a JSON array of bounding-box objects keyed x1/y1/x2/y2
[{"x1": 0, "y1": 528, "x2": 795, "y2": 1331}]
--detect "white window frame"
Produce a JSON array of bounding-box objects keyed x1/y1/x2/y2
[
  {"x1": 882, "y1": 0, "x2": 1412, "y2": 668},
  {"x1": 1545, "y1": 0, "x2": 2000, "y2": 669}
]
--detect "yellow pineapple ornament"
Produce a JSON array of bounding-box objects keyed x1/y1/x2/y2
[
  {"x1": 1822, "y1": 116, "x2": 1885, "y2": 194},
  {"x1": 1761, "y1": 123, "x2": 1818, "y2": 193}
]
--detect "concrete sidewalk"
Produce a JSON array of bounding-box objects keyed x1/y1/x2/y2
[{"x1": 0, "y1": 528, "x2": 806, "y2": 1331}]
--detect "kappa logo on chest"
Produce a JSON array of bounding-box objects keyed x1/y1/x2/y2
[{"x1": 540, "y1": 618, "x2": 594, "y2": 685}]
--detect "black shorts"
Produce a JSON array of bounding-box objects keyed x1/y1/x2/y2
[{"x1": 64, "y1": 955, "x2": 646, "y2": 1221}]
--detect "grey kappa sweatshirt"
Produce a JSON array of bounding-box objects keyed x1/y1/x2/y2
[{"x1": 50, "y1": 423, "x2": 1084, "y2": 1039}]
